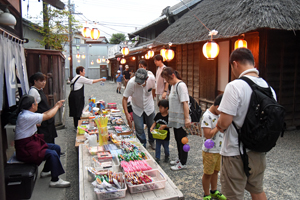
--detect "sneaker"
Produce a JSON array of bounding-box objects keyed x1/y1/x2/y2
[
  {"x1": 170, "y1": 158, "x2": 180, "y2": 165},
  {"x1": 164, "y1": 156, "x2": 170, "y2": 163},
  {"x1": 49, "y1": 178, "x2": 71, "y2": 188},
  {"x1": 210, "y1": 190, "x2": 227, "y2": 200},
  {"x1": 119, "y1": 91, "x2": 121, "y2": 94},
  {"x1": 170, "y1": 162, "x2": 186, "y2": 171},
  {"x1": 149, "y1": 142, "x2": 156, "y2": 150},
  {"x1": 203, "y1": 195, "x2": 212, "y2": 200},
  {"x1": 116, "y1": 89, "x2": 118, "y2": 93},
  {"x1": 40, "y1": 171, "x2": 51, "y2": 178},
  {"x1": 155, "y1": 158, "x2": 160, "y2": 164}
]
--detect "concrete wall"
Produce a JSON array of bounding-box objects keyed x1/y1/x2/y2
[{"x1": 22, "y1": 25, "x2": 44, "y2": 49}]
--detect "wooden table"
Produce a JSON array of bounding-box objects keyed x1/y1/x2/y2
[{"x1": 78, "y1": 144, "x2": 184, "y2": 200}]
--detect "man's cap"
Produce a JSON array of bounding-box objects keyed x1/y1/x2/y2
[
  {"x1": 117, "y1": 70, "x2": 121, "y2": 73},
  {"x1": 135, "y1": 68, "x2": 148, "y2": 84}
]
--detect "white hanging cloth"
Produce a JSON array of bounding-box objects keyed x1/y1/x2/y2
[{"x1": 0, "y1": 35, "x2": 4, "y2": 111}]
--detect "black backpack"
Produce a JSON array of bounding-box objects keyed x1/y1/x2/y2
[
  {"x1": 233, "y1": 76, "x2": 285, "y2": 177},
  {"x1": 176, "y1": 81, "x2": 202, "y2": 122}
]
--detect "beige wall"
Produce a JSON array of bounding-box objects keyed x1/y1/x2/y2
[{"x1": 217, "y1": 41, "x2": 230, "y2": 92}]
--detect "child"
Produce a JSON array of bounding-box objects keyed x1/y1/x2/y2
[
  {"x1": 150, "y1": 100, "x2": 170, "y2": 164},
  {"x1": 201, "y1": 94, "x2": 226, "y2": 200},
  {"x1": 116, "y1": 70, "x2": 122, "y2": 94}
]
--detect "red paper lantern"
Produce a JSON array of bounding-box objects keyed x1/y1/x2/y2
[
  {"x1": 147, "y1": 50, "x2": 154, "y2": 58},
  {"x1": 97, "y1": 58, "x2": 101, "y2": 63},
  {"x1": 202, "y1": 41, "x2": 219, "y2": 60},
  {"x1": 160, "y1": 48, "x2": 166, "y2": 59},
  {"x1": 234, "y1": 39, "x2": 247, "y2": 49},
  {"x1": 90, "y1": 28, "x2": 100, "y2": 40},
  {"x1": 82, "y1": 27, "x2": 90, "y2": 38},
  {"x1": 117, "y1": 57, "x2": 121, "y2": 61},
  {"x1": 121, "y1": 47, "x2": 129, "y2": 56},
  {"x1": 76, "y1": 54, "x2": 80, "y2": 59}
]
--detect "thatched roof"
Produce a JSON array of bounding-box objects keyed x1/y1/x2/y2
[{"x1": 154, "y1": 0, "x2": 300, "y2": 45}]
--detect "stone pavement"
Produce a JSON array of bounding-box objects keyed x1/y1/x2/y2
[{"x1": 30, "y1": 80, "x2": 300, "y2": 200}]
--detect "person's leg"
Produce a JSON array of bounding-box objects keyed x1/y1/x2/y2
[
  {"x1": 155, "y1": 140, "x2": 161, "y2": 160},
  {"x1": 211, "y1": 170, "x2": 219, "y2": 191},
  {"x1": 43, "y1": 147, "x2": 65, "y2": 181},
  {"x1": 202, "y1": 173, "x2": 212, "y2": 196},
  {"x1": 251, "y1": 192, "x2": 267, "y2": 200},
  {"x1": 144, "y1": 111, "x2": 155, "y2": 144},
  {"x1": 175, "y1": 127, "x2": 188, "y2": 165},
  {"x1": 163, "y1": 140, "x2": 170, "y2": 157},
  {"x1": 173, "y1": 128, "x2": 181, "y2": 159},
  {"x1": 73, "y1": 117, "x2": 80, "y2": 129},
  {"x1": 132, "y1": 111, "x2": 146, "y2": 146}
]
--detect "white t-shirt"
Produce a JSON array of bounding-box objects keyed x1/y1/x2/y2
[
  {"x1": 201, "y1": 109, "x2": 224, "y2": 153},
  {"x1": 15, "y1": 110, "x2": 43, "y2": 140},
  {"x1": 71, "y1": 75, "x2": 93, "y2": 91},
  {"x1": 168, "y1": 81, "x2": 189, "y2": 129},
  {"x1": 28, "y1": 87, "x2": 41, "y2": 103},
  {"x1": 218, "y1": 69, "x2": 277, "y2": 156},
  {"x1": 155, "y1": 65, "x2": 166, "y2": 95},
  {"x1": 123, "y1": 75, "x2": 155, "y2": 117}
]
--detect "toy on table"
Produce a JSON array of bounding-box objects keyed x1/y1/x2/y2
[{"x1": 204, "y1": 139, "x2": 215, "y2": 149}]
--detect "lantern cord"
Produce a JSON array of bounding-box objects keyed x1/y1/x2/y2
[{"x1": 179, "y1": 0, "x2": 211, "y2": 32}]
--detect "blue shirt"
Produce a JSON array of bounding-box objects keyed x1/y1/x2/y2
[
  {"x1": 116, "y1": 74, "x2": 122, "y2": 82},
  {"x1": 15, "y1": 110, "x2": 43, "y2": 140}
]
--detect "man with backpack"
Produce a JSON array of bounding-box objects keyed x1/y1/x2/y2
[{"x1": 216, "y1": 48, "x2": 284, "y2": 200}]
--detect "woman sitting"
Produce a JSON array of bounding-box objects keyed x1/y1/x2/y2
[{"x1": 14, "y1": 95, "x2": 70, "y2": 188}]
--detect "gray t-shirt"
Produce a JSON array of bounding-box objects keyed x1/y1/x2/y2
[
  {"x1": 15, "y1": 110, "x2": 43, "y2": 140},
  {"x1": 168, "y1": 81, "x2": 189, "y2": 129}
]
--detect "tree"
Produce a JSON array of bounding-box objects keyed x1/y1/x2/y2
[
  {"x1": 29, "y1": 3, "x2": 81, "y2": 50},
  {"x1": 110, "y1": 33, "x2": 126, "y2": 44}
]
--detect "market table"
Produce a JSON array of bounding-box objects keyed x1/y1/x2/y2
[{"x1": 78, "y1": 143, "x2": 184, "y2": 200}]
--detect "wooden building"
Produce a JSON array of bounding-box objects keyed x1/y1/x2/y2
[{"x1": 153, "y1": 0, "x2": 300, "y2": 128}]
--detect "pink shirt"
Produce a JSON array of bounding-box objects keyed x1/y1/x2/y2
[{"x1": 155, "y1": 65, "x2": 166, "y2": 95}]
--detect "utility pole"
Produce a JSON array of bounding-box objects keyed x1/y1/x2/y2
[{"x1": 68, "y1": 0, "x2": 73, "y2": 80}]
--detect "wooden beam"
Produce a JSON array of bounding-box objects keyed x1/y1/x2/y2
[{"x1": 43, "y1": 0, "x2": 65, "y2": 10}]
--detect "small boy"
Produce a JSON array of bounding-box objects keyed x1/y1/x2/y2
[
  {"x1": 201, "y1": 94, "x2": 226, "y2": 200},
  {"x1": 116, "y1": 70, "x2": 122, "y2": 94},
  {"x1": 150, "y1": 99, "x2": 170, "y2": 164}
]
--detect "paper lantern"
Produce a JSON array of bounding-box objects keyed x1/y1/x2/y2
[
  {"x1": 147, "y1": 50, "x2": 154, "y2": 58},
  {"x1": 181, "y1": 137, "x2": 188, "y2": 144},
  {"x1": 76, "y1": 54, "x2": 80, "y2": 59},
  {"x1": 202, "y1": 41, "x2": 219, "y2": 60},
  {"x1": 77, "y1": 60, "x2": 80, "y2": 63},
  {"x1": 91, "y1": 60, "x2": 94, "y2": 65},
  {"x1": 132, "y1": 56, "x2": 136, "y2": 60},
  {"x1": 106, "y1": 59, "x2": 110, "y2": 64},
  {"x1": 234, "y1": 39, "x2": 247, "y2": 49},
  {"x1": 160, "y1": 48, "x2": 166, "y2": 58},
  {"x1": 90, "y1": 28, "x2": 100, "y2": 40},
  {"x1": 102, "y1": 57, "x2": 106, "y2": 62},
  {"x1": 183, "y1": 144, "x2": 190, "y2": 152},
  {"x1": 120, "y1": 58, "x2": 126, "y2": 64},
  {"x1": 82, "y1": 27, "x2": 90, "y2": 38},
  {"x1": 81, "y1": 55, "x2": 85, "y2": 59},
  {"x1": 97, "y1": 58, "x2": 101, "y2": 63},
  {"x1": 145, "y1": 53, "x2": 150, "y2": 60},
  {"x1": 121, "y1": 47, "x2": 129, "y2": 56},
  {"x1": 68, "y1": 57, "x2": 71, "y2": 60},
  {"x1": 165, "y1": 49, "x2": 175, "y2": 61},
  {"x1": 117, "y1": 57, "x2": 121, "y2": 61}
]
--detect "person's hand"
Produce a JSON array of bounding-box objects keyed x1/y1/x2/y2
[
  {"x1": 153, "y1": 93, "x2": 156, "y2": 98},
  {"x1": 101, "y1": 78, "x2": 106, "y2": 82},
  {"x1": 150, "y1": 127, "x2": 154, "y2": 133},
  {"x1": 126, "y1": 113, "x2": 132, "y2": 128},
  {"x1": 162, "y1": 92, "x2": 167, "y2": 99},
  {"x1": 185, "y1": 118, "x2": 191, "y2": 128},
  {"x1": 56, "y1": 100, "x2": 65, "y2": 108},
  {"x1": 159, "y1": 126, "x2": 164, "y2": 130}
]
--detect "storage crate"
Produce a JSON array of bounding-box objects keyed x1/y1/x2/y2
[
  {"x1": 151, "y1": 129, "x2": 168, "y2": 140},
  {"x1": 127, "y1": 169, "x2": 166, "y2": 194},
  {"x1": 95, "y1": 173, "x2": 127, "y2": 200}
]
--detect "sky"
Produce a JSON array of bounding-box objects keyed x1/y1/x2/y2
[{"x1": 21, "y1": 0, "x2": 180, "y2": 40}]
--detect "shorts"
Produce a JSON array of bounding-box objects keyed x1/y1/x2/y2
[
  {"x1": 117, "y1": 82, "x2": 122, "y2": 88},
  {"x1": 220, "y1": 151, "x2": 266, "y2": 200},
  {"x1": 202, "y1": 151, "x2": 221, "y2": 175}
]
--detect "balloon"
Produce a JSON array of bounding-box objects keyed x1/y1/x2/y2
[
  {"x1": 181, "y1": 137, "x2": 189, "y2": 144},
  {"x1": 204, "y1": 139, "x2": 215, "y2": 149},
  {"x1": 183, "y1": 144, "x2": 190, "y2": 152}
]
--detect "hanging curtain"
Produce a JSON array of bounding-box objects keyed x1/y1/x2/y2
[{"x1": 19, "y1": 43, "x2": 29, "y2": 93}]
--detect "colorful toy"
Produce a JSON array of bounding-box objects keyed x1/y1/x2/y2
[
  {"x1": 181, "y1": 137, "x2": 188, "y2": 144},
  {"x1": 183, "y1": 144, "x2": 190, "y2": 152},
  {"x1": 204, "y1": 139, "x2": 215, "y2": 149}
]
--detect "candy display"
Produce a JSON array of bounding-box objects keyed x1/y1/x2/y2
[
  {"x1": 124, "y1": 171, "x2": 153, "y2": 185},
  {"x1": 121, "y1": 160, "x2": 152, "y2": 172}
]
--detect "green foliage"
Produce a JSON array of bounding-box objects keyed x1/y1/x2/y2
[
  {"x1": 29, "y1": 4, "x2": 82, "y2": 50},
  {"x1": 109, "y1": 33, "x2": 127, "y2": 44}
]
